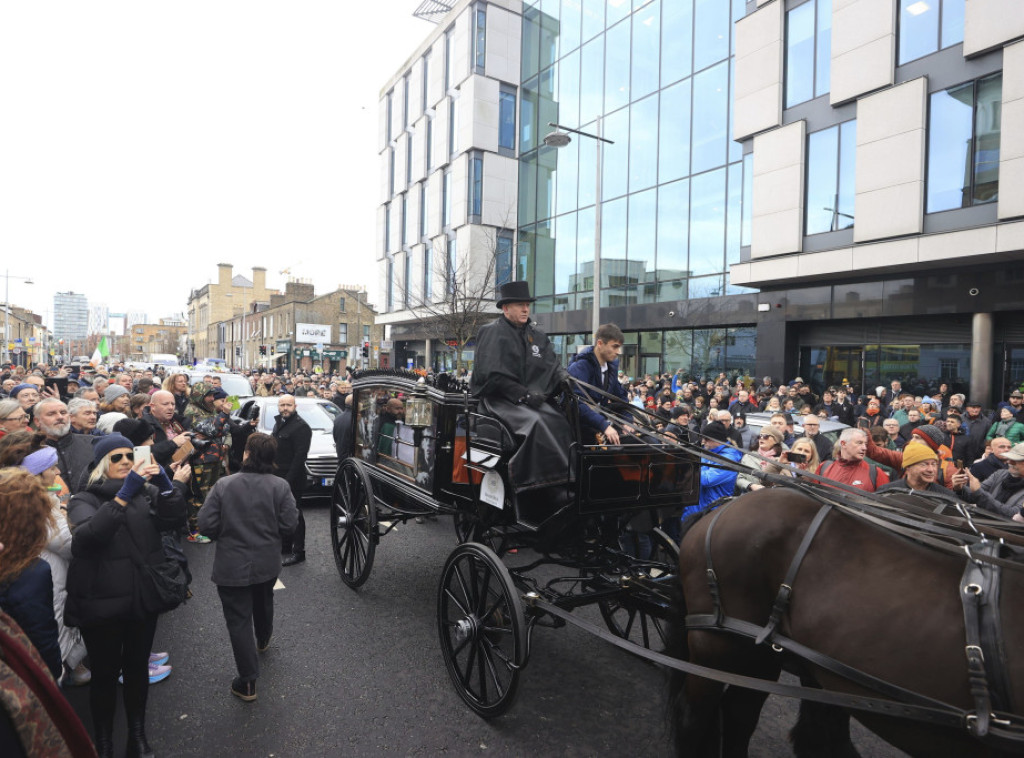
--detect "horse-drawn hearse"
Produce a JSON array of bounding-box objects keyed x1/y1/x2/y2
[{"x1": 331, "y1": 369, "x2": 1024, "y2": 757}]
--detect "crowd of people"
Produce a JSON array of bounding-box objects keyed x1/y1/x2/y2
[{"x1": 0, "y1": 360, "x2": 319, "y2": 757}]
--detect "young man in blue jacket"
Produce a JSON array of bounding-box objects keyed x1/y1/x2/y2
[
  {"x1": 682, "y1": 421, "x2": 743, "y2": 520},
  {"x1": 567, "y1": 323, "x2": 635, "y2": 445}
]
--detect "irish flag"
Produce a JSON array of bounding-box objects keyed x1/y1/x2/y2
[{"x1": 90, "y1": 336, "x2": 110, "y2": 367}]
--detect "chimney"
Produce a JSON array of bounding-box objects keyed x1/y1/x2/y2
[
  {"x1": 252, "y1": 267, "x2": 267, "y2": 293},
  {"x1": 217, "y1": 263, "x2": 232, "y2": 287}
]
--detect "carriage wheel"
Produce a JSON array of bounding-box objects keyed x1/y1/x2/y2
[
  {"x1": 597, "y1": 530, "x2": 676, "y2": 649},
  {"x1": 649, "y1": 527, "x2": 680, "y2": 577},
  {"x1": 453, "y1": 509, "x2": 478, "y2": 544},
  {"x1": 437, "y1": 543, "x2": 526, "y2": 718},
  {"x1": 330, "y1": 458, "x2": 377, "y2": 589}
]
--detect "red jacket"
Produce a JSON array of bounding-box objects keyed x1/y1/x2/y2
[{"x1": 816, "y1": 456, "x2": 890, "y2": 492}]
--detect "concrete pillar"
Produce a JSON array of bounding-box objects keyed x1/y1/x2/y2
[
  {"x1": 425, "y1": 339, "x2": 432, "y2": 371},
  {"x1": 970, "y1": 312, "x2": 994, "y2": 406}
]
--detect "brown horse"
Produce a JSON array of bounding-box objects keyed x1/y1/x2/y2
[{"x1": 667, "y1": 487, "x2": 1024, "y2": 758}]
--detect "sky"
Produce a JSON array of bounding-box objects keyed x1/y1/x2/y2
[{"x1": 0, "y1": 1, "x2": 434, "y2": 328}]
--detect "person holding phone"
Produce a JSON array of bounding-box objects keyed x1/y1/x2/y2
[{"x1": 65, "y1": 434, "x2": 191, "y2": 758}]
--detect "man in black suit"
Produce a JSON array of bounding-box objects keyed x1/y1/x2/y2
[{"x1": 273, "y1": 395, "x2": 312, "y2": 566}]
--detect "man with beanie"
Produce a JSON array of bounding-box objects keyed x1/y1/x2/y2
[
  {"x1": 877, "y1": 443, "x2": 971, "y2": 498},
  {"x1": 817, "y1": 428, "x2": 890, "y2": 492},
  {"x1": 683, "y1": 421, "x2": 743, "y2": 519},
  {"x1": 866, "y1": 423, "x2": 958, "y2": 489}
]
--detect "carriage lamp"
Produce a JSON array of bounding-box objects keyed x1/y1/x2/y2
[{"x1": 405, "y1": 396, "x2": 434, "y2": 428}]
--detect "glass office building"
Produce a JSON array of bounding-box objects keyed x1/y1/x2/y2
[{"x1": 516, "y1": 0, "x2": 758, "y2": 378}]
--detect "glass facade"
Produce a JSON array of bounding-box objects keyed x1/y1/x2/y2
[
  {"x1": 517, "y1": 0, "x2": 751, "y2": 316},
  {"x1": 805, "y1": 120, "x2": 856, "y2": 235},
  {"x1": 785, "y1": 0, "x2": 831, "y2": 108},
  {"x1": 898, "y1": 0, "x2": 964, "y2": 65}
]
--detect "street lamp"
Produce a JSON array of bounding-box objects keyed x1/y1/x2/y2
[
  {"x1": 543, "y1": 120, "x2": 613, "y2": 343},
  {"x1": 3, "y1": 270, "x2": 33, "y2": 367}
]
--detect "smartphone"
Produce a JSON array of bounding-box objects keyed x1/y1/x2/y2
[
  {"x1": 44, "y1": 376, "x2": 68, "y2": 397},
  {"x1": 956, "y1": 459, "x2": 965, "y2": 471},
  {"x1": 133, "y1": 446, "x2": 152, "y2": 469},
  {"x1": 787, "y1": 452, "x2": 807, "y2": 464}
]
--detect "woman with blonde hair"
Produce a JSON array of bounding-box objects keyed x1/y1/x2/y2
[
  {"x1": 162, "y1": 372, "x2": 190, "y2": 424},
  {"x1": 786, "y1": 437, "x2": 821, "y2": 474}
]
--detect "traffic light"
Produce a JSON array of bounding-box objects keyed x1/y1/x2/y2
[
  {"x1": 363, "y1": 341, "x2": 370, "y2": 358},
  {"x1": 259, "y1": 345, "x2": 267, "y2": 356}
]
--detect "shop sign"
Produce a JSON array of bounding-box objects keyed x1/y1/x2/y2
[{"x1": 296, "y1": 323, "x2": 332, "y2": 344}]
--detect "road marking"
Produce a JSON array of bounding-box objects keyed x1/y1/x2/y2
[{"x1": 274, "y1": 579, "x2": 285, "y2": 591}]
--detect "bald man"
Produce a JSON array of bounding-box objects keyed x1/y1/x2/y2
[
  {"x1": 141, "y1": 389, "x2": 191, "y2": 467},
  {"x1": 274, "y1": 395, "x2": 311, "y2": 566}
]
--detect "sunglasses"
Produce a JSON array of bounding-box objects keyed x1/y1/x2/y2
[
  {"x1": 110, "y1": 452, "x2": 135, "y2": 463},
  {"x1": 758, "y1": 434, "x2": 776, "y2": 439}
]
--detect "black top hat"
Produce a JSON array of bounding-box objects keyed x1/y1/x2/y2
[{"x1": 495, "y1": 280, "x2": 536, "y2": 308}]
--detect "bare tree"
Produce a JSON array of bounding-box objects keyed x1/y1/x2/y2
[{"x1": 403, "y1": 223, "x2": 510, "y2": 371}]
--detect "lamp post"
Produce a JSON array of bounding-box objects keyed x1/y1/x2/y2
[
  {"x1": 543, "y1": 119, "x2": 613, "y2": 343},
  {"x1": 3, "y1": 270, "x2": 33, "y2": 367}
]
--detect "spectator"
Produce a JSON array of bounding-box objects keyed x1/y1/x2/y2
[
  {"x1": 65, "y1": 433, "x2": 190, "y2": 758},
  {"x1": 140, "y1": 390, "x2": 191, "y2": 469},
  {"x1": 832, "y1": 388, "x2": 857, "y2": 427},
  {"x1": 99, "y1": 385, "x2": 131, "y2": 417},
  {"x1": 332, "y1": 394, "x2": 355, "y2": 458},
  {"x1": 0, "y1": 398, "x2": 30, "y2": 438},
  {"x1": 996, "y1": 389, "x2": 1024, "y2": 420},
  {"x1": 866, "y1": 424, "x2": 959, "y2": 490},
  {"x1": 799, "y1": 413, "x2": 832, "y2": 463},
  {"x1": 737, "y1": 426, "x2": 785, "y2": 493},
  {"x1": 970, "y1": 437, "x2": 1012, "y2": 483},
  {"x1": 880, "y1": 418, "x2": 905, "y2": 449},
  {"x1": 729, "y1": 389, "x2": 758, "y2": 417},
  {"x1": 273, "y1": 395, "x2": 312, "y2": 566},
  {"x1": 10, "y1": 383, "x2": 41, "y2": 412},
  {"x1": 183, "y1": 383, "x2": 232, "y2": 543},
  {"x1": 74, "y1": 386, "x2": 101, "y2": 405},
  {"x1": 856, "y1": 397, "x2": 885, "y2": 429},
  {"x1": 986, "y1": 406, "x2": 1024, "y2": 445},
  {"x1": 198, "y1": 433, "x2": 298, "y2": 702},
  {"x1": 899, "y1": 408, "x2": 925, "y2": 441},
  {"x1": 813, "y1": 390, "x2": 840, "y2": 421},
  {"x1": 786, "y1": 437, "x2": 821, "y2": 476},
  {"x1": 715, "y1": 410, "x2": 743, "y2": 448},
  {"x1": 966, "y1": 442, "x2": 1024, "y2": 522},
  {"x1": 876, "y1": 444, "x2": 970, "y2": 500},
  {"x1": 769, "y1": 413, "x2": 795, "y2": 448},
  {"x1": 732, "y1": 413, "x2": 754, "y2": 451},
  {"x1": 0, "y1": 468, "x2": 62, "y2": 680},
  {"x1": 891, "y1": 394, "x2": 916, "y2": 426},
  {"x1": 67, "y1": 398, "x2": 100, "y2": 436},
  {"x1": 684, "y1": 422, "x2": 743, "y2": 519},
  {"x1": 34, "y1": 399, "x2": 94, "y2": 495},
  {"x1": 95, "y1": 412, "x2": 128, "y2": 435},
  {"x1": 943, "y1": 414, "x2": 970, "y2": 464},
  {"x1": 127, "y1": 394, "x2": 151, "y2": 420},
  {"x1": 162, "y1": 373, "x2": 190, "y2": 426},
  {"x1": 817, "y1": 428, "x2": 890, "y2": 493}
]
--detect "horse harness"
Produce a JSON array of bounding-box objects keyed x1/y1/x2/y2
[{"x1": 685, "y1": 498, "x2": 1024, "y2": 751}]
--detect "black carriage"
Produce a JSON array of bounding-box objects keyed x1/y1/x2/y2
[{"x1": 330, "y1": 369, "x2": 701, "y2": 715}]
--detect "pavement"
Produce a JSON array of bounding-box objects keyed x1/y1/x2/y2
[{"x1": 64, "y1": 501, "x2": 908, "y2": 757}]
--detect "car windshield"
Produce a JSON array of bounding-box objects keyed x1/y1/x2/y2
[{"x1": 258, "y1": 401, "x2": 338, "y2": 433}]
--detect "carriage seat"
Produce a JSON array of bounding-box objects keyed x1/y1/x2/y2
[{"x1": 469, "y1": 415, "x2": 515, "y2": 455}]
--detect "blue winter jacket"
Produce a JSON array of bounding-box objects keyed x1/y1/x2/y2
[
  {"x1": 682, "y1": 444, "x2": 744, "y2": 519},
  {"x1": 567, "y1": 346, "x2": 629, "y2": 440}
]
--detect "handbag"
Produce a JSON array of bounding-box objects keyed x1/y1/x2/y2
[{"x1": 126, "y1": 528, "x2": 189, "y2": 614}]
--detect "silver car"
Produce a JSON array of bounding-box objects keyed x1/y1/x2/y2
[{"x1": 740, "y1": 411, "x2": 849, "y2": 453}]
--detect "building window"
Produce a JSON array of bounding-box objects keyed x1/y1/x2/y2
[
  {"x1": 499, "y1": 85, "x2": 516, "y2": 153},
  {"x1": 422, "y1": 51, "x2": 430, "y2": 111},
  {"x1": 404, "y1": 253, "x2": 412, "y2": 308},
  {"x1": 363, "y1": 324, "x2": 370, "y2": 342},
  {"x1": 785, "y1": 0, "x2": 832, "y2": 108},
  {"x1": 388, "y1": 148, "x2": 395, "y2": 196},
  {"x1": 444, "y1": 26, "x2": 454, "y2": 91},
  {"x1": 384, "y1": 202, "x2": 392, "y2": 252},
  {"x1": 805, "y1": 120, "x2": 857, "y2": 235},
  {"x1": 927, "y1": 73, "x2": 1001, "y2": 213},
  {"x1": 386, "y1": 90, "x2": 393, "y2": 142},
  {"x1": 448, "y1": 97, "x2": 458, "y2": 157},
  {"x1": 495, "y1": 230, "x2": 513, "y2": 289},
  {"x1": 420, "y1": 181, "x2": 429, "y2": 239},
  {"x1": 468, "y1": 151, "x2": 483, "y2": 220},
  {"x1": 403, "y1": 73, "x2": 410, "y2": 129},
  {"x1": 339, "y1": 297, "x2": 346, "y2": 312},
  {"x1": 426, "y1": 117, "x2": 433, "y2": 171},
  {"x1": 447, "y1": 236, "x2": 458, "y2": 295},
  {"x1": 406, "y1": 136, "x2": 413, "y2": 186},
  {"x1": 424, "y1": 245, "x2": 433, "y2": 300},
  {"x1": 339, "y1": 323, "x2": 348, "y2": 343},
  {"x1": 401, "y1": 194, "x2": 409, "y2": 247},
  {"x1": 442, "y1": 168, "x2": 452, "y2": 228},
  {"x1": 898, "y1": 0, "x2": 964, "y2": 65},
  {"x1": 386, "y1": 258, "x2": 394, "y2": 312},
  {"x1": 474, "y1": 5, "x2": 487, "y2": 73}
]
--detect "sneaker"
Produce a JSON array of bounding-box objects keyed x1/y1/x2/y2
[
  {"x1": 187, "y1": 532, "x2": 211, "y2": 544},
  {"x1": 62, "y1": 661, "x2": 91, "y2": 687},
  {"x1": 149, "y1": 652, "x2": 169, "y2": 666},
  {"x1": 119, "y1": 664, "x2": 171, "y2": 685},
  {"x1": 230, "y1": 677, "x2": 257, "y2": 702},
  {"x1": 256, "y1": 635, "x2": 272, "y2": 653}
]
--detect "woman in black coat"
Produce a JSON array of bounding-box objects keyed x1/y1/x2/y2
[
  {"x1": 198, "y1": 433, "x2": 297, "y2": 702},
  {"x1": 65, "y1": 433, "x2": 190, "y2": 758}
]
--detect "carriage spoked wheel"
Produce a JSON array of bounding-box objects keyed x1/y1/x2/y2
[
  {"x1": 330, "y1": 458, "x2": 377, "y2": 589},
  {"x1": 453, "y1": 508, "x2": 509, "y2": 555},
  {"x1": 597, "y1": 529, "x2": 678, "y2": 650},
  {"x1": 437, "y1": 543, "x2": 526, "y2": 718}
]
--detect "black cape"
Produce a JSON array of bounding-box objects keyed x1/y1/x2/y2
[{"x1": 470, "y1": 316, "x2": 572, "y2": 493}]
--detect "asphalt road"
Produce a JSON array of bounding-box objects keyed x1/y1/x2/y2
[{"x1": 65, "y1": 502, "x2": 908, "y2": 758}]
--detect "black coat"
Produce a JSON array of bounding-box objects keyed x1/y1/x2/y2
[
  {"x1": 970, "y1": 453, "x2": 1008, "y2": 483},
  {"x1": 65, "y1": 478, "x2": 187, "y2": 627},
  {"x1": 140, "y1": 409, "x2": 181, "y2": 468},
  {"x1": 272, "y1": 412, "x2": 312, "y2": 500},
  {"x1": 333, "y1": 408, "x2": 354, "y2": 459},
  {"x1": 46, "y1": 433, "x2": 95, "y2": 494},
  {"x1": 0, "y1": 559, "x2": 61, "y2": 679}
]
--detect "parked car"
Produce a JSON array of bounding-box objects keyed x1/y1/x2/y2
[
  {"x1": 739, "y1": 412, "x2": 849, "y2": 454},
  {"x1": 176, "y1": 370, "x2": 254, "y2": 399},
  {"x1": 232, "y1": 396, "x2": 341, "y2": 500}
]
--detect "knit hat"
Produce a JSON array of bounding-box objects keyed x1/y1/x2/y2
[
  {"x1": 95, "y1": 412, "x2": 128, "y2": 435},
  {"x1": 703, "y1": 421, "x2": 729, "y2": 444},
  {"x1": 901, "y1": 442, "x2": 938, "y2": 469},
  {"x1": 911, "y1": 424, "x2": 945, "y2": 451},
  {"x1": 10, "y1": 383, "x2": 36, "y2": 398},
  {"x1": 20, "y1": 447, "x2": 58, "y2": 475},
  {"x1": 113, "y1": 418, "x2": 153, "y2": 447},
  {"x1": 104, "y1": 385, "x2": 129, "y2": 403},
  {"x1": 93, "y1": 433, "x2": 135, "y2": 464}
]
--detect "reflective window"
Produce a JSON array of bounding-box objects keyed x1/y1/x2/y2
[
  {"x1": 425, "y1": 118, "x2": 433, "y2": 171},
  {"x1": 558, "y1": 48, "x2": 581, "y2": 130},
  {"x1": 694, "y1": 0, "x2": 730, "y2": 72},
  {"x1": 656, "y1": 178, "x2": 689, "y2": 282},
  {"x1": 632, "y1": 0, "x2": 661, "y2": 101},
  {"x1": 553, "y1": 131, "x2": 580, "y2": 216},
  {"x1": 474, "y1": 6, "x2": 487, "y2": 73},
  {"x1": 388, "y1": 148, "x2": 395, "y2": 196},
  {"x1": 496, "y1": 230, "x2": 514, "y2": 288},
  {"x1": 535, "y1": 219, "x2": 555, "y2": 296},
  {"x1": 419, "y1": 181, "x2": 428, "y2": 239},
  {"x1": 386, "y1": 91, "x2": 393, "y2": 142},
  {"x1": 658, "y1": 79, "x2": 691, "y2": 184},
  {"x1": 661, "y1": 0, "x2": 693, "y2": 85},
  {"x1": 691, "y1": 62, "x2": 728, "y2": 174},
  {"x1": 605, "y1": 20, "x2": 631, "y2": 113},
  {"x1": 386, "y1": 258, "x2": 394, "y2": 311},
  {"x1": 442, "y1": 168, "x2": 452, "y2": 228},
  {"x1": 401, "y1": 193, "x2": 408, "y2": 247},
  {"x1": 404, "y1": 252, "x2": 412, "y2": 308},
  {"x1": 448, "y1": 97, "x2": 458, "y2": 157},
  {"x1": 537, "y1": 144, "x2": 556, "y2": 221},
  {"x1": 805, "y1": 120, "x2": 856, "y2": 234},
  {"x1": 422, "y1": 52, "x2": 430, "y2": 111},
  {"x1": 601, "y1": 106, "x2": 630, "y2": 200},
  {"x1": 521, "y1": 77, "x2": 538, "y2": 153},
  {"x1": 927, "y1": 74, "x2": 1001, "y2": 213},
  {"x1": 539, "y1": 1, "x2": 560, "y2": 71},
  {"x1": 688, "y1": 168, "x2": 726, "y2": 276},
  {"x1": 576, "y1": 206, "x2": 595, "y2": 302},
  {"x1": 785, "y1": 0, "x2": 830, "y2": 107},
  {"x1": 444, "y1": 26, "x2": 454, "y2": 90},
  {"x1": 553, "y1": 213, "x2": 577, "y2": 294},
  {"x1": 519, "y1": 157, "x2": 537, "y2": 226},
  {"x1": 523, "y1": 6, "x2": 541, "y2": 79},
  {"x1": 561, "y1": 0, "x2": 582, "y2": 54},
  {"x1": 469, "y1": 152, "x2": 483, "y2": 219},
  {"x1": 607, "y1": 0, "x2": 630, "y2": 27},
  {"x1": 384, "y1": 202, "x2": 391, "y2": 252},
  {"x1": 899, "y1": 0, "x2": 964, "y2": 65},
  {"x1": 581, "y1": 0, "x2": 604, "y2": 43},
  {"x1": 601, "y1": 196, "x2": 628, "y2": 306},
  {"x1": 726, "y1": 161, "x2": 743, "y2": 265},
  {"x1": 628, "y1": 188, "x2": 658, "y2": 302},
  {"x1": 517, "y1": 226, "x2": 535, "y2": 281},
  {"x1": 499, "y1": 86, "x2": 517, "y2": 152},
  {"x1": 423, "y1": 245, "x2": 433, "y2": 300},
  {"x1": 403, "y1": 75, "x2": 410, "y2": 129},
  {"x1": 629, "y1": 94, "x2": 659, "y2": 192},
  {"x1": 579, "y1": 36, "x2": 605, "y2": 125}
]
